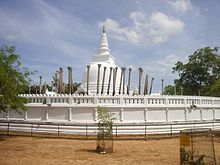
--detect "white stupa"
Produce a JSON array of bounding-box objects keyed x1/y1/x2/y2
[{"x1": 76, "y1": 27, "x2": 124, "y2": 95}]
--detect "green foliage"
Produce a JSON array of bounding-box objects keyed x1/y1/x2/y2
[
  {"x1": 164, "y1": 85, "x2": 174, "y2": 95},
  {"x1": 96, "y1": 107, "x2": 115, "y2": 153},
  {"x1": 171, "y1": 47, "x2": 220, "y2": 96},
  {"x1": 64, "y1": 82, "x2": 81, "y2": 94},
  {"x1": 97, "y1": 106, "x2": 115, "y2": 139},
  {"x1": 206, "y1": 80, "x2": 220, "y2": 97},
  {"x1": 180, "y1": 147, "x2": 206, "y2": 165},
  {"x1": 0, "y1": 45, "x2": 34, "y2": 111},
  {"x1": 72, "y1": 82, "x2": 81, "y2": 93}
]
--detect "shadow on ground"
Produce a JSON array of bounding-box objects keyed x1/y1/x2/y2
[{"x1": 77, "y1": 148, "x2": 97, "y2": 154}]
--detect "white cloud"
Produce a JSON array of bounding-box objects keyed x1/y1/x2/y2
[
  {"x1": 168, "y1": 0, "x2": 192, "y2": 14},
  {"x1": 140, "y1": 54, "x2": 186, "y2": 89},
  {"x1": 129, "y1": 11, "x2": 147, "y2": 30},
  {"x1": 0, "y1": 0, "x2": 92, "y2": 57},
  {"x1": 142, "y1": 54, "x2": 179, "y2": 75},
  {"x1": 99, "y1": 18, "x2": 140, "y2": 44},
  {"x1": 0, "y1": 10, "x2": 29, "y2": 43},
  {"x1": 0, "y1": 0, "x2": 94, "y2": 84},
  {"x1": 5, "y1": 30, "x2": 25, "y2": 42},
  {"x1": 125, "y1": 54, "x2": 186, "y2": 92},
  {"x1": 99, "y1": 11, "x2": 184, "y2": 45},
  {"x1": 149, "y1": 12, "x2": 184, "y2": 44}
]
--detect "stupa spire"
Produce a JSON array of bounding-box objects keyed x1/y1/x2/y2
[
  {"x1": 98, "y1": 26, "x2": 110, "y2": 55},
  {"x1": 91, "y1": 26, "x2": 115, "y2": 64}
]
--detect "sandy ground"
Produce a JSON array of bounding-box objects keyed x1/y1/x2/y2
[{"x1": 0, "y1": 135, "x2": 219, "y2": 165}]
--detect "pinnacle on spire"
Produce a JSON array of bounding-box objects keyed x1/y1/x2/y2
[{"x1": 102, "y1": 26, "x2": 106, "y2": 33}]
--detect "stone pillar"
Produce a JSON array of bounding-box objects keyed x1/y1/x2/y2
[
  {"x1": 97, "y1": 64, "x2": 102, "y2": 95},
  {"x1": 51, "y1": 81, "x2": 54, "y2": 92},
  {"x1": 58, "y1": 69, "x2": 61, "y2": 94},
  {"x1": 45, "y1": 108, "x2": 48, "y2": 121},
  {"x1": 120, "y1": 108, "x2": 123, "y2": 122},
  {"x1": 119, "y1": 67, "x2": 123, "y2": 95},
  {"x1": 59, "y1": 68, "x2": 64, "y2": 94},
  {"x1": 68, "y1": 97, "x2": 73, "y2": 104},
  {"x1": 144, "y1": 108, "x2": 148, "y2": 121},
  {"x1": 39, "y1": 76, "x2": 42, "y2": 94},
  {"x1": 166, "y1": 108, "x2": 169, "y2": 121},
  {"x1": 6, "y1": 110, "x2": 9, "y2": 120},
  {"x1": 34, "y1": 84, "x2": 37, "y2": 94},
  {"x1": 53, "y1": 71, "x2": 59, "y2": 93},
  {"x1": 122, "y1": 67, "x2": 126, "y2": 94},
  {"x1": 127, "y1": 68, "x2": 132, "y2": 94},
  {"x1": 138, "y1": 68, "x2": 143, "y2": 95},
  {"x1": 144, "y1": 74, "x2": 148, "y2": 95},
  {"x1": 149, "y1": 78, "x2": 154, "y2": 95},
  {"x1": 94, "y1": 108, "x2": 97, "y2": 122},
  {"x1": 184, "y1": 108, "x2": 188, "y2": 121},
  {"x1": 213, "y1": 108, "x2": 215, "y2": 120},
  {"x1": 107, "y1": 67, "x2": 113, "y2": 95},
  {"x1": 161, "y1": 79, "x2": 164, "y2": 95},
  {"x1": 44, "y1": 82, "x2": 47, "y2": 94},
  {"x1": 24, "y1": 110, "x2": 28, "y2": 120},
  {"x1": 86, "y1": 65, "x2": 90, "y2": 95},
  {"x1": 101, "y1": 66, "x2": 107, "y2": 95},
  {"x1": 112, "y1": 67, "x2": 118, "y2": 96},
  {"x1": 56, "y1": 71, "x2": 59, "y2": 93},
  {"x1": 67, "y1": 66, "x2": 73, "y2": 94},
  {"x1": 68, "y1": 108, "x2": 72, "y2": 121},
  {"x1": 200, "y1": 108, "x2": 203, "y2": 120}
]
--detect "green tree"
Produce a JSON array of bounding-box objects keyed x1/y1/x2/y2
[
  {"x1": 207, "y1": 80, "x2": 220, "y2": 97},
  {"x1": 0, "y1": 45, "x2": 34, "y2": 111},
  {"x1": 97, "y1": 106, "x2": 115, "y2": 139},
  {"x1": 96, "y1": 106, "x2": 115, "y2": 153},
  {"x1": 172, "y1": 47, "x2": 220, "y2": 96},
  {"x1": 164, "y1": 85, "x2": 174, "y2": 95}
]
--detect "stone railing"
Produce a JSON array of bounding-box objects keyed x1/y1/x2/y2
[
  {"x1": 19, "y1": 94, "x2": 220, "y2": 108},
  {"x1": 1, "y1": 94, "x2": 219, "y2": 123}
]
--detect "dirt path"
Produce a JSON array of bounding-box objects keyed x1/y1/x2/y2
[{"x1": 0, "y1": 135, "x2": 219, "y2": 165}]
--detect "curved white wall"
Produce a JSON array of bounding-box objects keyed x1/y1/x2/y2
[{"x1": 1, "y1": 95, "x2": 220, "y2": 123}]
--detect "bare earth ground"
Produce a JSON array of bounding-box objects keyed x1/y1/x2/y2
[{"x1": 0, "y1": 135, "x2": 219, "y2": 165}]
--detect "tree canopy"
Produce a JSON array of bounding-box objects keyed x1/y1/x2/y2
[
  {"x1": 167, "y1": 46, "x2": 220, "y2": 96},
  {"x1": 0, "y1": 45, "x2": 33, "y2": 111}
]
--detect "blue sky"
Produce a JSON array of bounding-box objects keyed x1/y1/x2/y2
[{"x1": 0, "y1": 0, "x2": 220, "y2": 93}]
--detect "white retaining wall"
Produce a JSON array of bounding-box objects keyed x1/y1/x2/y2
[{"x1": 1, "y1": 94, "x2": 220, "y2": 123}]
